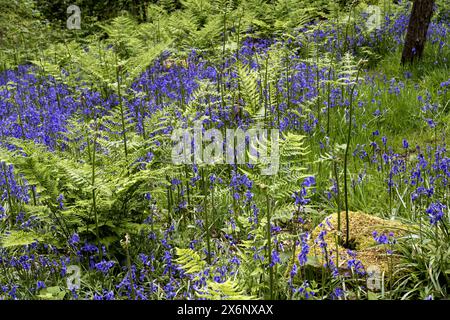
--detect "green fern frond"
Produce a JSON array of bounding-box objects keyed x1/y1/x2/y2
[
  {"x1": 237, "y1": 62, "x2": 259, "y2": 117},
  {"x1": 0, "y1": 230, "x2": 48, "y2": 248},
  {"x1": 175, "y1": 247, "x2": 206, "y2": 275},
  {"x1": 196, "y1": 279, "x2": 258, "y2": 300}
]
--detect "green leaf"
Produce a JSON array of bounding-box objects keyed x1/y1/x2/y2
[
  {"x1": 1, "y1": 230, "x2": 46, "y2": 248},
  {"x1": 368, "y1": 291, "x2": 379, "y2": 300}
]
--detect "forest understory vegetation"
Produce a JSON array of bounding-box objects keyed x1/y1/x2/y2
[{"x1": 0, "y1": 0, "x2": 449, "y2": 300}]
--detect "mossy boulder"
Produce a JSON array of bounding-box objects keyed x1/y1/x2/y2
[{"x1": 291, "y1": 211, "x2": 409, "y2": 275}]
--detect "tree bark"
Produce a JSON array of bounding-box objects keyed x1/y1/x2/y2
[{"x1": 401, "y1": 0, "x2": 435, "y2": 65}]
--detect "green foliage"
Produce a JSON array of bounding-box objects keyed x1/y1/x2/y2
[
  {"x1": 1, "y1": 109, "x2": 174, "y2": 247},
  {"x1": 1, "y1": 230, "x2": 47, "y2": 248},
  {"x1": 175, "y1": 247, "x2": 206, "y2": 274},
  {"x1": 393, "y1": 222, "x2": 450, "y2": 299},
  {"x1": 36, "y1": 286, "x2": 67, "y2": 300},
  {"x1": 197, "y1": 279, "x2": 258, "y2": 300},
  {"x1": 175, "y1": 247, "x2": 258, "y2": 300},
  {"x1": 0, "y1": 0, "x2": 55, "y2": 69},
  {"x1": 242, "y1": 132, "x2": 310, "y2": 200},
  {"x1": 34, "y1": 16, "x2": 170, "y2": 94},
  {"x1": 237, "y1": 62, "x2": 260, "y2": 116}
]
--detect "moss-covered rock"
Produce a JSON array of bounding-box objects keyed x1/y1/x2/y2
[{"x1": 292, "y1": 211, "x2": 409, "y2": 275}]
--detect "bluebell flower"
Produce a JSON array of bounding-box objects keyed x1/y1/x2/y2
[
  {"x1": 94, "y1": 260, "x2": 115, "y2": 274},
  {"x1": 425, "y1": 118, "x2": 436, "y2": 128},
  {"x1": 0, "y1": 205, "x2": 5, "y2": 220},
  {"x1": 303, "y1": 176, "x2": 316, "y2": 187},
  {"x1": 69, "y1": 233, "x2": 80, "y2": 246},
  {"x1": 36, "y1": 281, "x2": 46, "y2": 290},
  {"x1": 333, "y1": 287, "x2": 344, "y2": 299},
  {"x1": 230, "y1": 256, "x2": 241, "y2": 266},
  {"x1": 298, "y1": 233, "x2": 310, "y2": 266},
  {"x1": 290, "y1": 263, "x2": 298, "y2": 278},
  {"x1": 94, "y1": 290, "x2": 115, "y2": 300},
  {"x1": 81, "y1": 242, "x2": 98, "y2": 253},
  {"x1": 347, "y1": 251, "x2": 366, "y2": 276},
  {"x1": 57, "y1": 194, "x2": 64, "y2": 209},
  {"x1": 373, "y1": 231, "x2": 396, "y2": 246},
  {"x1": 372, "y1": 231, "x2": 388, "y2": 244},
  {"x1": 269, "y1": 250, "x2": 281, "y2": 267},
  {"x1": 426, "y1": 202, "x2": 446, "y2": 225},
  {"x1": 402, "y1": 139, "x2": 409, "y2": 149}
]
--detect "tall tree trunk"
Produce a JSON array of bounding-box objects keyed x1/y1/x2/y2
[
  {"x1": 401, "y1": 0, "x2": 435, "y2": 64},
  {"x1": 142, "y1": 1, "x2": 148, "y2": 22}
]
